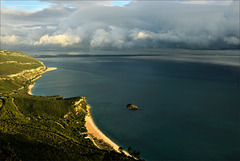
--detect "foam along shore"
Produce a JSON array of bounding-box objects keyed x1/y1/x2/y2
[
  {"x1": 85, "y1": 104, "x2": 131, "y2": 157},
  {"x1": 28, "y1": 67, "x2": 57, "y2": 95}
]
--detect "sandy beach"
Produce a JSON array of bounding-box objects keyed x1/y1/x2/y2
[
  {"x1": 28, "y1": 66, "x2": 131, "y2": 157},
  {"x1": 46, "y1": 67, "x2": 57, "y2": 72},
  {"x1": 85, "y1": 104, "x2": 131, "y2": 157},
  {"x1": 28, "y1": 67, "x2": 57, "y2": 95},
  {"x1": 28, "y1": 83, "x2": 35, "y2": 95}
]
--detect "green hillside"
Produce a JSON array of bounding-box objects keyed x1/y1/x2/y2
[
  {"x1": 0, "y1": 50, "x2": 46, "y2": 95},
  {"x1": 0, "y1": 50, "x2": 43, "y2": 76},
  {"x1": 0, "y1": 50, "x2": 136, "y2": 161}
]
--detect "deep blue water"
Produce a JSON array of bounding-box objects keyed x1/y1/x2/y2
[{"x1": 32, "y1": 55, "x2": 240, "y2": 161}]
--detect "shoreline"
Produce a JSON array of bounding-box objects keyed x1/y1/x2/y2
[
  {"x1": 46, "y1": 67, "x2": 57, "y2": 72},
  {"x1": 28, "y1": 67, "x2": 57, "y2": 95},
  {"x1": 85, "y1": 104, "x2": 131, "y2": 157},
  {"x1": 27, "y1": 66, "x2": 131, "y2": 157}
]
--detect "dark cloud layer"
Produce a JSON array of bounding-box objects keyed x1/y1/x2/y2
[{"x1": 1, "y1": 1, "x2": 239, "y2": 51}]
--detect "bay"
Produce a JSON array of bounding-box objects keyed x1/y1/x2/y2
[{"x1": 32, "y1": 55, "x2": 240, "y2": 160}]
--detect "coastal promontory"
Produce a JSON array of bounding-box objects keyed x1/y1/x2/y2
[{"x1": 0, "y1": 50, "x2": 137, "y2": 161}]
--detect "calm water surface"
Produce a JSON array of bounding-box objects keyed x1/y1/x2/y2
[{"x1": 32, "y1": 56, "x2": 240, "y2": 161}]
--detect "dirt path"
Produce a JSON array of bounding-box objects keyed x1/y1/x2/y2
[
  {"x1": 53, "y1": 121, "x2": 65, "y2": 129},
  {"x1": 12, "y1": 97, "x2": 24, "y2": 116}
]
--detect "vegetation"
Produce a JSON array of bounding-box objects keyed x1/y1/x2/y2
[
  {"x1": 0, "y1": 50, "x2": 43, "y2": 76},
  {"x1": 0, "y1": 50, "x2": 45, "y2": 95},
  {"x1": 127, "y1": 146, "x2": 141, "y2": 159},
  {"x1": 0, "y1": 50, "x2": 137, "y2": 160}
]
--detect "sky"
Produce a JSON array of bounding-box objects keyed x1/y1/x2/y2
[{"x1": 0, "y1": 0, "x2": 239, "y2": 52}]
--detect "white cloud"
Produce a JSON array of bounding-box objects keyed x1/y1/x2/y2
[
  {"x1": 224, "y1": 36, "x2": 240, "y2": 45},
  {"x1": 1, "y1": 0, "x2": 239, "y2": 50},
  {"x1": 180, "y1": 0, "x2": 233, "y2": 6},
  {"x1": 0, "y1": 35, "x2": 21, "y2": 44},
  {"x1": 137, "y1": 32, "x2": 152, "y2": 39},
  {"x1": 34, "y1": 34, "x2": 81, "y2": 46},
  {"x1": 90, "y1": 27, "x2": 127, "y2": 49},
  {"x1": 90, "y1": 29, "x2": 110, "y2": 48}
]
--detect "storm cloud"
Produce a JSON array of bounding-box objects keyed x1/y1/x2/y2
[{"x1": 1, "y1": 0, "x2": 239, "y2": 51}]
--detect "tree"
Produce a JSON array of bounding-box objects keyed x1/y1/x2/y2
[
  {"x1": 127, "y1": 146, "x2": 141, "y2": 159},
  {"x1": 131, "y1": 150, "x2": 141, "y2": 159},
  {"x1": 127, "y1": 146, "x2": 132, "y2": 154},
  {"x1": 118, "y1": 147, "x2": 124, "y2": 153}
]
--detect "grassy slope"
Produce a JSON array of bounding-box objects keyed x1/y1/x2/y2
[
  {"x1": 0, "y1": 50, "x2": 43, "y2": 76},
  {"x1": 0, "y1": 50, "x2": 135, "y2": 161},
  {"x1": 0, "y1": 50, "x2": 45, "y2": 95}
]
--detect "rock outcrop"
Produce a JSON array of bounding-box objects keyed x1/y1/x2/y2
[
  {"x1": 7, "y1": 66, "x2": 46, "y2": 80},
  {"x1": 126, "y1": 104, "x2": 139, "y2": 110},
  {"x1": 74, "y1": 96, "x2": 88, "y2": 114}
]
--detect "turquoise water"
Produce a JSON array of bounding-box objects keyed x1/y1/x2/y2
[{"x1": 32, "y1": 56, "x2": 240, "y2": 160}]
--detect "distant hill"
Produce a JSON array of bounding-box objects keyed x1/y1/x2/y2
[
  {"x1": 0, "y1": 50, "x2": 46, "y2": 95},
  {"x1": 0, "y1": 50, "x2": 136, "y2": 161},
  {"x1": 0, "y1": 50, "x2": 45, "y2": 75}
]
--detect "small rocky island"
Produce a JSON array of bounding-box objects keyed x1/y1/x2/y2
[{"x1": 126, "y1": 104, "x2": 139, "y2": 110}]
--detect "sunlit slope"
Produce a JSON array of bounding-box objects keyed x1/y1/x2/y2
[{"x1": 0, "y1": 50, "x2": 46, "y2": 94}]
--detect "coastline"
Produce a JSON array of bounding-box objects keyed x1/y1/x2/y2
[
  {"x1": 27, "y1": 66, "x2": 131, "y2": 157},
  {"x1": 46, "y1": 67, "x2": 57, "y2": 72},
  {"x1": 85, "y1": 104, "x2": 131, "y2": 157},
  {"x1": 28, "y1": 67, "x2": 57, "y2": 95}
]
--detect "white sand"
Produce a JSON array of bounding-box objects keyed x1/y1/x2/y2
[
  {"x1": 27, "y1": 67, "x2": 57, "y2": 95},
  {"x1": 85, "y1": 104, "x2": 131, "y2": 157},
  {"x1": 28, "y1": 84, "x2": 35, "y2": 95},
  {"x1": 27, "y1": 66, "x2": 132, "y2": 157},
  {"x1": 46, "y1": 67, "x2": 57, "y2": 71}
]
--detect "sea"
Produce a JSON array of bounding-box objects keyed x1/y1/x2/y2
[{"x1": 31, "y1": 50, "x2": 240, "y2": 161}]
